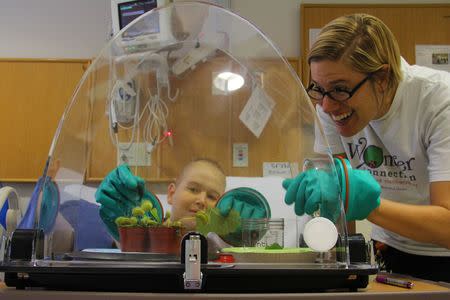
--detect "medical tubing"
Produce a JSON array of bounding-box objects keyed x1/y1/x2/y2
[
  {"x1": 143, "y1": 87, "x2": 170, "y2": 146},
  {"x1": 112, "y1": 80, "x2": 141, "y2": 151},
  {"x1": 108, "y1": 52, "x2": 176, "y2": 154}
]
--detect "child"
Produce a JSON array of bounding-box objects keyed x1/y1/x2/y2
[
  {"x1": 95, "y1": 159, "x2": 225, "y2": 239},
  {"x1": 166, "y1": 159, "x2": 226, "y2": 230}
]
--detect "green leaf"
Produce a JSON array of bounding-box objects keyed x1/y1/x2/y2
[
  {"x1": 132, "y1": 207, "x2": 145, "y2": 217},
  {"x1": 195, "y1": 210, "x2": 209, "y2": 224},
  {"x1": 129, "y1": 216, "x2": 138, "y2": 226},
  {"x1": 195, "y1": 207, "x2": 241, "y2": 237},
  {"x1": 265, "y1": 243, "x2": 284, "y2": 250},
  {"x1": 115, "y1": 216, "x2": 132, "y2": 226},
  {"x1": 140, "y1": 200, "x2": 153, "y2": 212},
  {"x1": 150, "y1": 207, "x2": 160, "y2": 223},
  {"x1": 172, "y1": 220, "x2": 183, "y2": 228},
  {"x1": 141, "y1": 216, "x2": 158, "y2": 227}
]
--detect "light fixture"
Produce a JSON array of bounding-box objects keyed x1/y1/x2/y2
[{"x1": 213, "y1": 71, "x2": 244, "y2": 93}]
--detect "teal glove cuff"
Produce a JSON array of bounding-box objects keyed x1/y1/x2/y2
[{"x1": 334, "y1": 158, "x2": 381, "y2": 221}]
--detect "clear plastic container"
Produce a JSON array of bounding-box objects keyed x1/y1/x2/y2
[{"x1": 242, "y1": 218, "x2": 284, "y2": 248}]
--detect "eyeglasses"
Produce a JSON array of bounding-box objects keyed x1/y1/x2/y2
[{"x1": 306, "y1": 74, "x2": 372, "y2": 103}]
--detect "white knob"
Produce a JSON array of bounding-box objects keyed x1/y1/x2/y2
[{"x1": 303, "y1": 217, "x2": 338, "y2": 252}]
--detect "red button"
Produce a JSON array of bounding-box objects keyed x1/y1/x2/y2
[{"x1": 216, "y1": 254, "x2": 235, "y2": 263}]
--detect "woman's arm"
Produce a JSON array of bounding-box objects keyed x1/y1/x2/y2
[{"x1": 367, "y1": 181, "x2": 450, "y2": 249}]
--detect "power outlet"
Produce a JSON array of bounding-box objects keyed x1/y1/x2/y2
[
  {"x1": 233, "y1": 143, "x2": 248, "y2": 167},
  {"x1": 118, "y1": 143, "x2": 151, "y2": 166}
]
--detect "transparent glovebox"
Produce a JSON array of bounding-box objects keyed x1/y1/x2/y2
[{"x1": 0, "y1": 1, "x2": 376, "y2": 292}]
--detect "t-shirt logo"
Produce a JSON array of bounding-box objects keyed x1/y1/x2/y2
[
  {"x1": 363, "y1": 145, "x2": 383, "y2": 168},
  {"x1": 347, "y1": 137, "x2": 417, "y2": 184}
]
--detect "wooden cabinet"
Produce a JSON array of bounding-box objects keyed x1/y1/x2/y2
[
  {"x1": 0, "y1": 59, "x2": 89, "y2": 182},
  {"x1": 0, "y1": 57, "x2": 301, "y2": 183}
]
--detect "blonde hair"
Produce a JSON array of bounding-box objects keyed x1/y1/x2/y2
[{"x1": 308, "y1": 14, "x2": 402, "y2": 92}]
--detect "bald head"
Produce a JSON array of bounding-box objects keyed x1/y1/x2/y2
[{"x1": 176, "y1": 159, "x2": 226, "y2": 192}]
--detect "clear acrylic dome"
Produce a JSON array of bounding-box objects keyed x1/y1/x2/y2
[{"x1": 4, "y1": 2, "x2": 352, "y2": 270}]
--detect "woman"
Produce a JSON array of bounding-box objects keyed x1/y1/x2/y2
[{"x1": 284, "y1": 13, "x2": 450, "y2": 282}]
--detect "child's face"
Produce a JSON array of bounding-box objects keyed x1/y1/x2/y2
[{"x1": 167, "y1": 161, "x2": 225, "y2": 230}]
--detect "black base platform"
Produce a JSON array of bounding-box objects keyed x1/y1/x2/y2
[{"x1": 0, "y1": 261, "x2": 377, "y2": 293}]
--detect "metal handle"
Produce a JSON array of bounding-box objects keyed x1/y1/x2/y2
[{"x1": 183, "y1": 234, "x2": 203, "y2": 290}]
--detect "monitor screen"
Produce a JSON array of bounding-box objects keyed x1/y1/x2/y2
[
  {"x1": 111, "y1": 0, "x2": 173, "y2": 52},
  {"x1": 118, "y1": 0, "x2": 158, "y2": 31}
]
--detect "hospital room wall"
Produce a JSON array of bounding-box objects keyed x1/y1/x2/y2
[
  {"x1": 2, "y1": 0, "x2": 446, "y2": 238},
  {"x1": 0, "y1": 0, "x2": 447, "y2": 59}
]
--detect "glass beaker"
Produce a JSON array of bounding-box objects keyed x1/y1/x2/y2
[
  {"x1": 242, "y1": 218, "x2": 284, "y2": 248},
  {"x1": 301, "y1": 157, "x2": 339, "y2": 252}
]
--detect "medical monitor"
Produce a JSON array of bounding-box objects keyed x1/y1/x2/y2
[
  {"x1": 111, "y1": 0, "x2": 172, "y2": 52},
  {"x1": 111, "y1": 0, "x2": 164, "y2": 34}
]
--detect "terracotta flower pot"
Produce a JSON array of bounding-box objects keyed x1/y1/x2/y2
[
  {"x1": 147, "y1": 227, "x2": 181, "y2": 255},
  {"x1": 118, "y1": 226, "x2": 147, "y2": 252}
]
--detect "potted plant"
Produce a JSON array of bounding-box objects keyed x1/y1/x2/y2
[
  {"x1": 116, "y1": 202, "x2": 242, "y2": 254},
  {"x1": 115, "y1": 215, "x2": 147, "y2": 252},
  {"x1": 144, "y1": 207, "x2": 184, "y2": 255},
  {"x1": 115, "y1": 200, "x2": 184, "y2": 254},
  {"x1": 147, "y1": 223, "x2": 182, "y2": 254}
]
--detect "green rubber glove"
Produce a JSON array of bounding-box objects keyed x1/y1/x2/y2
[
  {"x1": 283, "y1": 158, "x2": 381, "y2": 222},
  {"x1": 95, "y1": 164, "x2": 163, "y2": 240},
  {"x1": 282, "y1": 169, "x2": 341, "y2": 222},
  {"x1": 345, "y1": 164, "x2": 381, "y2": 221},
  {"x1": 216, "y1": 187, "x2": 271, "y2": 219},
  {"x1": 216, "y1": 187, "x2": 271, "y2": 246}
]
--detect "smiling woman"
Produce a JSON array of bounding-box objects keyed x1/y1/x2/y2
[
  {"x1": 308, "y1": 59, "x2": 390, "y2": 137},
  {"x1": 294, "y1": 13, "x2": 450, "y2": 282}
]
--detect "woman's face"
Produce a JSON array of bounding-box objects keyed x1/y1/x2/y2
[{"x1": 309, "y1": 59, "x2": 386, "y2": 137}]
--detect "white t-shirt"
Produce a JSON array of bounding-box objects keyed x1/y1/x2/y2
[{"x1": 314, "y1": 58, "x2": 450, "y2": 257}]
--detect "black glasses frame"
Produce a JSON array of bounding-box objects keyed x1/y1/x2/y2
[{"x1": 306, "y1": 74, "x2": 372, "y2": 103}]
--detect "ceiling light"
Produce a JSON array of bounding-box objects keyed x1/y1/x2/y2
[{"x1": 213, "y1": 72, "x2": 244, "y2": 93}]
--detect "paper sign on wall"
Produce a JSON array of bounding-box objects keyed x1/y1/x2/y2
[
  {"x1": 416, "y1": 45, "x2": 450, "y2": 72},
  {"x1": 239, "y1": 86, "x2": 275, "y2": 138},
  {"x1": 263, "y1": 162, "x2": 299, "y2": 178},
  {"x1": 309, "y1": 28, "x2": 321, "y2": 49}
]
